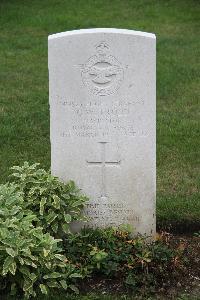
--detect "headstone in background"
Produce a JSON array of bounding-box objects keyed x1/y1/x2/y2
[{"x1": 48, "y1": 28, "x2": 156, "y2": 236}]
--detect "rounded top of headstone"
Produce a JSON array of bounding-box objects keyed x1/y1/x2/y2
[{"x1": 48, "y1": 28, "x2": 156, "y2": 41}]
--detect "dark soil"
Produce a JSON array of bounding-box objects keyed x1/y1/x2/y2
[
  {"x1": 80, "y1": 234, "x2": 200, "y2": 299},
  {"x1": 157, "y1": 221, "x2": 200, "y2": 235}
]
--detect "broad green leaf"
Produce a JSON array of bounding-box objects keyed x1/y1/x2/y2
[
  {"x1": 67, "y1": 180, "x2": 76, "y2": 190},
  {"x1": 47, "y1": 280, "x2": 60, "y2": 288},
  {"x1": 23, "y1": 214, "x2": 37, "y2": 222},
  {"x1": 18, "y1": 257, "x2": 24, "y2": 265},
  {"x1": 69, "y1": 273, "x2": 82, "y2": 278},
  {"x1": 69, "y1": 284, "x2": 79, "y2": 294},
  {"x1": 29, "y1": 273, "x2": 37, "y2": 282},
  {"x1": 63, "y1": 194, "x2": 70, "y2": 200},
  {"x1": 45, "y1": 261, "x2": 52, "y2": 269},
  {"x1": 51, "y1": 222, "x2": 58, "y2": 233},
  {"x1": 54, "y1": 254, "x2": 66, "y2": 261},
  {"x1": 0, "y1": 209, "x2": 5, "y2": 215},
  {"x1": 10, "y1": 206, "x2": 21, "y2": 216},
  {"x1": 6, "y1": 247, "x2": 17, "y2": 257},
  {"x1": 59, "y1": 280, "x2": 68, "y2": 290},
  {"x1": 95, "y1": 253, "x2": 102, "y2": 261},
  {"x1": 10, "y1": 172, "x2": 21, "y2": 177},
  {"x1": 39, "y1": 197, "x2": 47, "y2": 216},
  {"x1": 43, "y1": 272, "x2": 62, "y2": 279},
  {"x1": 52, "y1": 195, "x2": 60, "y2": 209},
  {"x1": 64, "y1": 213, "x2": 72, "y2": 223},
  {"x1": 27, "y1": 254, "x2": 38, "y2": 261},
  {"x1": 5, "y1": 194, "x2": 20, "y2": 206},
  {"x1": 39, "y1": 187, "x2": 47, "y2": 195},
  {"x1": 19, "y1": 266, "x2": 30, "y2": 276},
  {"x1": 71, "y1": 201, "x2": 83, "y2": 208},
  {"x1": 9, "y1": 261, "x2": 17, "y2": 275},
  {"x1": 23, "y1": 279, "x2": 33, "y2": 292},
  {"x1": 23, "y1": 259, "x2": 37, "y2": 268},
  {"x1": 62, "y1": 223, "x2": 69, "y2": 234},
  {"x1": 46, "y1": 211, "x2": 58, "y2": 224},
  {"x1": 2, "y1": 256, "x2": 14, "y2": 275},
  {"x1": 43, "y1": 248, "x2": 50, "y2": 257},
  {"x1": 39, "y1": 284, "x2": 48, "y2": 295},
  {"x1": 0, "y1": 228, "x2": 9, "y2": 238}
]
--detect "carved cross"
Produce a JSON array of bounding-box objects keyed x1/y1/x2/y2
[{"x1": 86, "y1": 142, "x2": 121, "y2": 198}]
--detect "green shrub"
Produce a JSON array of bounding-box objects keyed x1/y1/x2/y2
[
  {"x1": 0, "y1": 183, "x2": 83, "y2": 298},
  {"x1": 0, "y1": 162, "x2": 186, "y2": 298},
  {"x1": 9, "y1": 162, "x2": 88, "y2": 238},
  {"x1": 64, "y1": 227, "x2": 184, "y2": 294},
  {"x1": 0, "y1": 162, "x2": 88, "y2": 298}
]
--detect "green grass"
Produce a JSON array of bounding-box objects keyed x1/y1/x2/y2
[{"x1": 0, "y1": 0, "x2": 199, "y2": 231}]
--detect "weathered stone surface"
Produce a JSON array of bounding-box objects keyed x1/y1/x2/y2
[{"x1": 48, "y1": 28, "x2": 156, "y2": 236}]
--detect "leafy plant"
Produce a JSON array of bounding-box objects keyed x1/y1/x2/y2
[
  {"x1": 9, "y1": 162, "x2": 88, "y2": 238},
  {"x1": 64, "y1": 227, "x2": 184, "y2": 294},
  {"x1": 89, "y1": 246, "x2": 108, "y2": 269},
  {"x1": 193, "y1": 231, "x2": 200, "y2": 237},
  {"x1": 0, "y1": 162, "x2": 187, "y2": 299},
  {"x1": 0, "y1": 183, "x2": 83, "y2": 298}
]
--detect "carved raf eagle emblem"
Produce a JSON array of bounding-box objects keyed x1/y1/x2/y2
[
  {"x1": 81, "y1": 42, "x2": 124, "y2": 96},
  {"x1": 89, "y1": 64, "x2": 121, "y2": 85}
]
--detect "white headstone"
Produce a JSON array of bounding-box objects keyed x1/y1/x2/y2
[{"x1": 48, "y1": 28, "x2": 156, "y2": 236}]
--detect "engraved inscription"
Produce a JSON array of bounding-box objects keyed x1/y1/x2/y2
[
  {"x1": 81, "y1": 42, "x2": 124, "y2": 96},
  {"x1": 87, "y1": 142, "x2": 121, "y2": 199},
  {"x1": 55, "y1": 95, "x2": 148, "y2": 139},
  {"x1": 84, "y1": 202, "x2": 140, "y2": 227}
]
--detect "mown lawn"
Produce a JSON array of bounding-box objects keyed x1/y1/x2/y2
[{"x1": 0, "y1": 0, "x2": 199, "y2": 231}]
